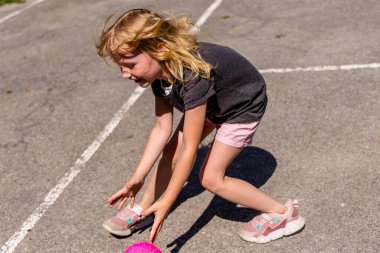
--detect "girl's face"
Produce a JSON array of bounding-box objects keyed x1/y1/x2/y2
[{"x1": 113, "y1": 51, "x2": 166, "y2": 88}]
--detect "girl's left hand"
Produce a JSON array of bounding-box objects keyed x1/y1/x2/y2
[{"x1": 141, "y1": 199, "x2": 172, "y2": 243}]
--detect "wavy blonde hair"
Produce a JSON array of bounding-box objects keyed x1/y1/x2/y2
[{"x1": 96, "y1": 9, "x2": 212, "y2": 83}]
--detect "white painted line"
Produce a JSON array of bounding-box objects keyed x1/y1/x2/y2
[
  {"x1": 0, "y1": 0, "x2": 45, "y2": 25},
  {"x1": 0, "y1": 1, "x2": 222, "y2": 252},
  {"x1": 260, "y1": 63, "x2": 380, "y2": 73},
  {"x1": 194, "y1": 0, "x2": 223, "y2": 28},
  {"x1": 0, "y1": 87, "x2": 145, "y2": 253}
]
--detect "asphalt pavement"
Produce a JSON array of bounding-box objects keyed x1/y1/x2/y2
[{"x1": 0, "y1": 0, "x2": 379, "y2": 252}]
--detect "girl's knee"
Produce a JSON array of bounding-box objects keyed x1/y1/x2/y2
[
  {"x1": 160, "y1": 132, "x2": 182, "y2": 169},
  {"x1": 161, "y1": 145, "x2": 178, "y2": 169},
  {"x1": 199, "y1": 174, "x2": 223, "y2": 194}
]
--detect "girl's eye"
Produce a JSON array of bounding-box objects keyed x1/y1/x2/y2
[{"x1": 125, "y1": 64, "x2": 135, "y2": 68}]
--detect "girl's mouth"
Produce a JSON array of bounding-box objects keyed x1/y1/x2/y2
[{"x1": 134, "y1": 78, "x2": 142, "y2": 83}]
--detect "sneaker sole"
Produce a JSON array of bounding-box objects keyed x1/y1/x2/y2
[
  {"x1": 239, "y1": 216, "x2": 305, "y2": 244},
  {"x1": 102, "y1": 222, "x2": 132, "y2": 237},
  {"x1": 103, "y1": 216, "x2": 154, "y2": 237}
]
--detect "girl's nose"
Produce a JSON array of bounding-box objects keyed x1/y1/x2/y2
[
  {"x1": 120, "y1": 67, "x2": 132, "y2": 79},
  {"x1": 123, "y1": 73, "x2": 132, "y2": 79}
]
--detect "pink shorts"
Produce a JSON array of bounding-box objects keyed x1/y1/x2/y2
[{"x1": 205, "y1": 119, "x2": 261, "y2": 148}]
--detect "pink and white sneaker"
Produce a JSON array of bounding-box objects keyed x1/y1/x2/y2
[
  {"x1": 102, "y1": 204, "x2": 153, "y2": 237},
  {"x1": 239, "y1": 199, "x2": 305, "y2": 243}
]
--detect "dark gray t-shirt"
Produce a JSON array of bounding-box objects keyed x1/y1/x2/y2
[{"x1": 151, "y1": 42, "x2": 267, "y2": 124}]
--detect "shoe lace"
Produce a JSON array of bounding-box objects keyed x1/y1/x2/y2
[
  {"x1": 117, "y1": 207, "x2": 137, "y2": 219},
  {"x1": 252, "y1": 213, "x2": 272, "y2": 227}
]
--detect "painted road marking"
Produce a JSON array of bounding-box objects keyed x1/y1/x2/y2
[
  {"x1": 260, "y1": 63, "x2": 380, "y2": 73},
  {"x1": 0, "y1": 1, "x2": 223, "y2": 252},
  {"x1": 0, "y1": 0, "x2": 45, "y2": 25},
  {"x1": 194, "y1": 0, "x2": 223, "y2": 29}
]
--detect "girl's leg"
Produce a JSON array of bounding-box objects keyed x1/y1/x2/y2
[
  {"x1": 199, "y1": 140, "x2": 286, "y2": 214},
  {"x1": 139, "y1": 118, "x2": 215, "y2": 209}
]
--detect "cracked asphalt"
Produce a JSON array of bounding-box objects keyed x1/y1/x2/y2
[{"x1": 0, "y1": 0, "x2": 379, "y2": 252}]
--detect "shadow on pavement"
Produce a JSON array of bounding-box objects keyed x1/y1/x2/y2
[{"x1": 166, "y1": 145, "x2": 277, "y2": 253}]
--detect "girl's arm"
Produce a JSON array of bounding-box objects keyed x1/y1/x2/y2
[
  {"x1": 142, "y1": 102, "x2": 207, "y2": 242},
  {"x1": 107, "y1": 96, "x2": 173, "y2": 209},
  {"x1": 133, "y1": 96, "x2": 173, "y2": 180},
  {"x1": 160, "y1": 102, "x2": 206, "y2": 203}
]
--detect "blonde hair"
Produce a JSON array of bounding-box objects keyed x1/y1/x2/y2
[{"x1": 96, "y1": 9, "x2": 212, "y2": 83}]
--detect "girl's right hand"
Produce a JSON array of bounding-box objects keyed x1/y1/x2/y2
[{"x1": 107, "y1": 175, "x2": 144, "y2": 210}]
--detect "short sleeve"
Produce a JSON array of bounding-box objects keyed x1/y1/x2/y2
[
  {"x1": 182, "y1": 75, "x2": 216, "y2": 111},
  {"x1": 151, "y1": 80, "x2": 164, "y2": 97}
]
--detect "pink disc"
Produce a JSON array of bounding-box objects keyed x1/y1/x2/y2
[{"x1": 124, "y1": 242, "x2": 162, "y2": 253}]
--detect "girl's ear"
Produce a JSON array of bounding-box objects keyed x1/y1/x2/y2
[
  {"x1": 155, "y1": 43, "x2": 171, "y2": 59},
  {"x1": 156, "y1": 42, "x2": 169, "y2": 52}
]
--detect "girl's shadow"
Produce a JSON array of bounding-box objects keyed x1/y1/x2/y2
[{"x1": 166, "y1": 145, "x2": 277, "y2": 253}]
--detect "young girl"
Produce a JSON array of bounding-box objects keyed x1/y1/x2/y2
[{"x1": 97, "y1": 9, "x2": 305, "y2": 244}]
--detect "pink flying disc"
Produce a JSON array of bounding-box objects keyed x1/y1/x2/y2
[{"x1": 124, "y1": 242, "x2": 162, "y2": 253}]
